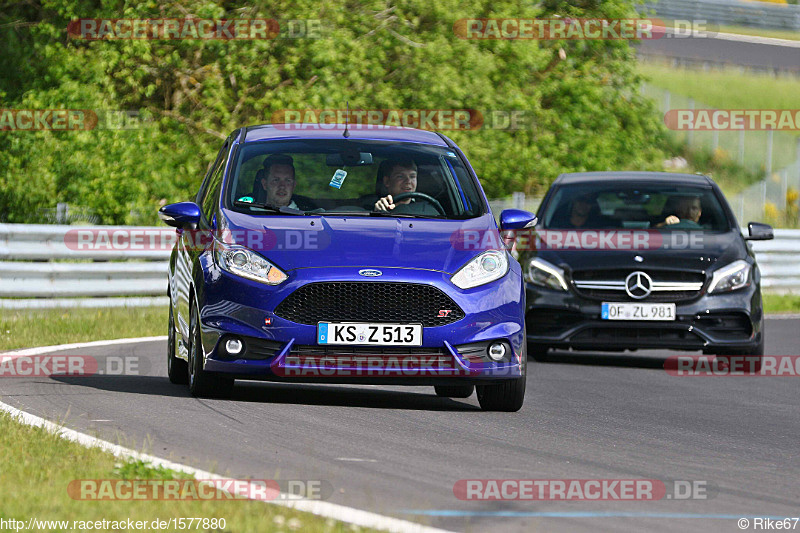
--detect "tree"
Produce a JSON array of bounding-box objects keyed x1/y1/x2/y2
[{"x1": 0, "y1": 0, "x2": 668, "y2": 223}]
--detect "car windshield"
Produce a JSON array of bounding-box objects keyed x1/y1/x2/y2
[
  {"x1": 540, "y1": 183, "x2": 732, "y2": 231},
  {"x1": 224, "y1": 139, "x2": 485, "y2": 219}
]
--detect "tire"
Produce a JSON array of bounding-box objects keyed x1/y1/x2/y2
[
  {"x1": 188, "y1": 303, "x2": 234, "y2": 398},
  {"x1": 476, "y1": 330, "x2": 527, "y2": 412},
  {"x1": 715, "y1": 336, "x2": 764, "y2": 373},
  {"x1": 712, "y1": 320, "x2": 765, "y2": 373},
  {"x1": 434, "y1": 385, "x2": 474, "y2": 398},
  {"x1": 167, "y1": 304, "x2": 188, "y2": 384}
]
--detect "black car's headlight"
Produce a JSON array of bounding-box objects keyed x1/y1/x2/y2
[
  {"x1": 213, "y1": 240, "x2": 288, "y2": 285},
  {"x1": 451, "y1": 250, "x2": 509, "y2": 289},
  {"x1": 708, "y1": 259, "x2": 750, "y2": 294},
  {"x1": 525, "y1": 257, "x2": 568, "y2": 291}
]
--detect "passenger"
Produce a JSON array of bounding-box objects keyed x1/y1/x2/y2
[{"x1": 258, "y1": 154, "x2": 316, "y2": 211}]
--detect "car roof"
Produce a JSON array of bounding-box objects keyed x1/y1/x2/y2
[
  {"x1": 553, "y1": 171, "x2": 714, "y2": 187},
  {"x1": 240, "y1": 124, "x2": 449, "y2": 146}
]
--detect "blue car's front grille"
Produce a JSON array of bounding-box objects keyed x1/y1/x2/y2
[{"x1": 274, "y1": 282, "x2": 465, "y2": 327}]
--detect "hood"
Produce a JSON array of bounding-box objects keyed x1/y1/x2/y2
[
  {"x1": 220, "y1": 210, "x2": 499, "y2": 273},
  {"x1": 524, "y1": 230, "x2": 745, "y2": 274}
]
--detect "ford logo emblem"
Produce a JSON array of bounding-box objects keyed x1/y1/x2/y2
[{"x1": 359, "y1": 269, "x2": 382, "y2": 277}]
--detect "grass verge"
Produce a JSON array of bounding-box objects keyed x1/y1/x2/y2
[
  {"x1": 0, "y1": 306, "x2": 167, "y2": 351},
  {"x1": 0, "y1": 308, "x2": 372, "y2": 532},
  {"x1": 0, "y1": 412, "x2": 354, "y2": 532},
  {"x1": 638, "y1": 63, "x2": 800, "y2": 138},
  {"x1": 763, "y1": 293, "x2": 800, "y2": 314}
]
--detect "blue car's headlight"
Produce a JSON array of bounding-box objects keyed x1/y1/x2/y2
[
  {"x1": 525, "y1": 257, "x2": 568, "y2": 291},
  {"x1": 213, "y1": 240, "x2": 288, "y2": 285},
  {"x1": 451, "y1": 250, "x2": 509, "y2": 289},
  {"x1": 708, "y1": 259, "x2": 750, "y2": 294}
]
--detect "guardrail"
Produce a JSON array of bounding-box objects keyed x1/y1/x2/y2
[
  {"x1": 0, "y1": 224, "x2": 797, "y2": 308},
  {"x1": 0, "y1": 223, "x2": 171, "y2": 308},
  {"x1": 641, "y1": 0, "x2": 800, "y2": 31},
  {"x1": 748, "y1": 229, "x2": 800, "y2": 293}
]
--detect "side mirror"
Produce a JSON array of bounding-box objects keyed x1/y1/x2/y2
[
  {"x1": 159, "y1": 202, "x2": 201, "y2": 229},
  {"x1": 746, "y1": 222, "x2": 773, "y2": 241},
  {"x1": 499, "y1": 209, "x2": 537, "y2": 231},
  {"x1": 499, "y1": 209, "x2": 537, "y2": 253}
]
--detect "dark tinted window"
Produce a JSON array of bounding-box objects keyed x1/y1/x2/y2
[{"x1": 541, "y1": 183, "x2": 731, "y2": 231}]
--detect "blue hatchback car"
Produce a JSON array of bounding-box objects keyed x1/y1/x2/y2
[{"x1": 159, "y1": 124, "x2": 536, "y2": 411}]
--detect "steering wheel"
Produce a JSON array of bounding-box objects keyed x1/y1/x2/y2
[{"x1": 392, "y1": 192, "x2": 446, "y2": 216}]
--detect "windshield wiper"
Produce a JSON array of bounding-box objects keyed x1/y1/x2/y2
[
  {"x1": 368, "y1": 211, "x2": 448, "y2": 219},
  {"x1": 234, "y1": 200, "x2": 306, "y2": 215}
]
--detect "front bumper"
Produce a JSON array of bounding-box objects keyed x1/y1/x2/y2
[
  {"x1": 525, "y1": 282, "x2": 763, "y2": 352},
  {"x1": 194, "y1": 264, "x2": 527, "y2": 383}
]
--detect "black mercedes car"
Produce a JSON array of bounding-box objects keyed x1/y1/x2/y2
[{"x1": 521, "y1": 172, "x2": 773, "y2": 362}]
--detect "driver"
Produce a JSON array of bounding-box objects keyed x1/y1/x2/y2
[
  {"x1": 374, "y1": 159, "x2": 419, "y2": 211},
  {"x1": 657, "y1": 195, "x2": 703, "y2": 228}
]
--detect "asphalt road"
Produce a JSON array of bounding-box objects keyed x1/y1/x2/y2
[
  {"x1": 637, "y1": 33, "x2": 800, "y2": 73},
  {"x1": 1, "y1": 318, "x2": 799, "y2": 532}
]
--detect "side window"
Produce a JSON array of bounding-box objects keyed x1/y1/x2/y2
[{"x1": 200, "y1": 143, "x2": 229, "y2": 223}]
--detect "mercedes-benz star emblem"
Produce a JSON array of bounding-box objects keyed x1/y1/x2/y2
[{"x1": 625, "y1": 271, "x2": 652, "y2": 299}]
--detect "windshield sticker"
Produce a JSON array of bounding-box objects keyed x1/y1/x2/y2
[
  {"x1": 329, "y1": 169, "x2": 347, "y2": 189},
  {"x1": 237, "y1": 196, "x2": 254, "y2": 203}
]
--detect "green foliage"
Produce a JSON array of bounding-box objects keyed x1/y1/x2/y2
[{"x1": 1, "y1": 0, "x2": 669, "y2": 223}]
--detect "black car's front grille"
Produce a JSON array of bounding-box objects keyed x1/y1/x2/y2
[
  {"x1": 576, "y1": 289, "x2": 699, "y2": 303},
  {"x1": 572, "y1": 269, "x2": 703, "y2": 283},
  {"x1": 274, "y1": 282, "x2": 465, "y2": 327},
  {"x1": 571, "y1": 269, "x2": 705, "y2": 302},
  {"x1": 570, "y1": 325, "x2": 705, "y2": 348}
]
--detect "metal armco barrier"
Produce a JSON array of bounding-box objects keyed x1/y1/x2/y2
[
  {"x1": 0, "y1": 224, "x2": 798, "y2": 308},
  {"x1": 0, "y1": 223, "x2": 171, "y2": 308},
  {"x1": 641, "y1": 0, "x2": 800, "y2": 31},
  {"x1": 749, "y1": 229, "x2": 800, "y2": 293}
]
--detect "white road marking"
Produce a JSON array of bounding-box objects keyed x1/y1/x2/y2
[
  {"x1": 0, "y1": 336, "x2": 168, "y2": 356},
  {"x1": 0, "y1": 337, "x2": 453, "y2": 533},
  {"x1": 336, "y1": 457, "x2": 379, "y2": 463}
]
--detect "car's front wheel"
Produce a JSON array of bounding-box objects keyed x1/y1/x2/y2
[
  {"x1": 167, "y1": 303, "x2": 188, "y2": 384},
  {"x1": 434, "y1": 385, "x2": 474, "y2": 398},
  {"x1": 706, "y1": 320, "x2": 765, "y2": 372},
  {"x1": 476, "y1": 332, "x2": 526, "y2": 412},
  {"x1": 188, "y1": 303, "x2": 234, "y2": 398}
]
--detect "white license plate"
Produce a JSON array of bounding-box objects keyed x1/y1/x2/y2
[
  {"x1": 317, "y1": 322, "x2": 423, "y2": 346},
  {"x1": 601, "y1": 302, "x2": 676, "y2": 321}
]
